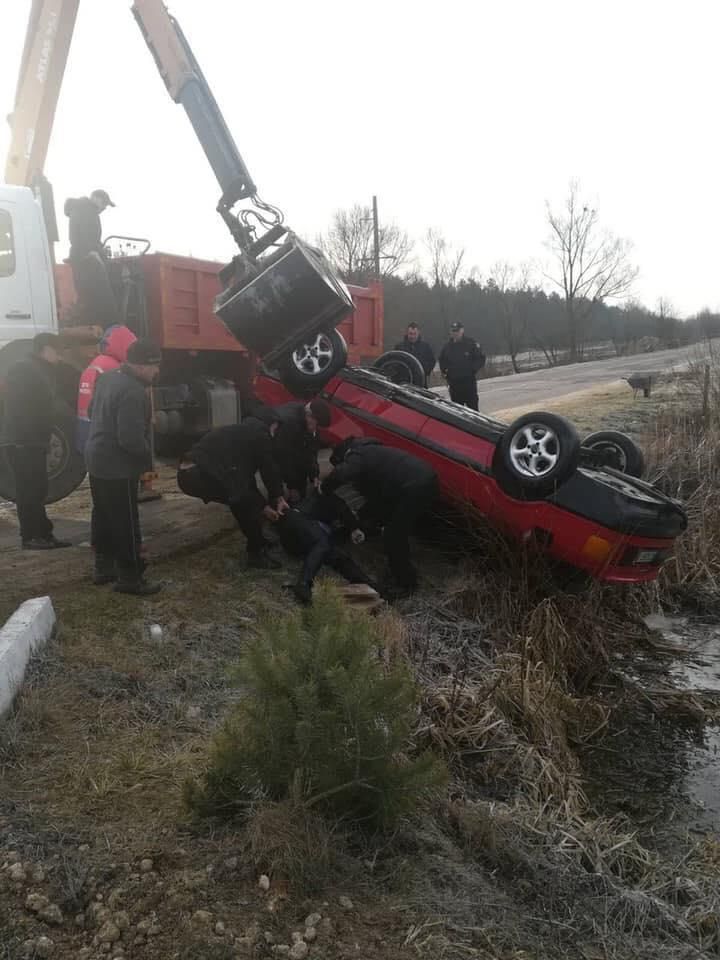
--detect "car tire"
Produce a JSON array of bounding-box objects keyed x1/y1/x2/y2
[
  {"x1": 277, "y1": 328, "x2": 348, "y2": 395},
  {"x1": 372, "y1": 350, "x2": 427, "y2": 387},
  {"x1": 0, "y1": 400, "x2": 87, "y2": 505},
  {"x1": 494, "y1": 411, "x2": 581, "y2": 499},
  {"x1": 583, "y1": 430, "x2": 645, "y2": 478}
]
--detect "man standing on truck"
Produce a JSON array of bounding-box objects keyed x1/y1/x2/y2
[
  {"x1": 439, "y1": 322, "x2": 486, "y2": 410},
  {"x1": 176, "y1": 410, "x2": 290, "y2": 570},
  {"x1": 394, "y1": 322, "x2": 436, "y2": 378},
  {"x1": 322, "y1": 437, "x2": 438, "y2": 599},
  {"x1": 273, "y1": 399, "x2": 332, "y2": 502},
  {"x1": 64, "y1": 189, "x2": 120, "y2": 328},
  {"x1": 2, "y1": 333, "x2": 72, "y2": 550},
  {"x1": 85, "y1": 339, "x2": 162, "y2": 596}
]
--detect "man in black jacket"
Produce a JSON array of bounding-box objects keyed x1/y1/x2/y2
[
  {"x1": 273, "y1": 398, "x2": 332, "y2": 502},
  {"x1": 275, "y1": 489, "x2": 374, "y2": 604},
  {"x1": 2, "y1": 333, "x2": 71, "y2": 550},
  {"x1": 177, "y1": 409, "x2": 289, "y2": 569},
  {"x1": 85, "y1": 338, "x2": 161, "y2": 595},
  {"x1": 438, "y1": 321, "x2": 486, "y2": 410},
  {"x1": 322, "y1": 437, "x2": 438, "y2": 597},
  {"x1": 64, "y1": 189, "x2": 119, "y2": 328},
  {"x1": 394, "y1": 322, "x2": 436, "y2": 377}
]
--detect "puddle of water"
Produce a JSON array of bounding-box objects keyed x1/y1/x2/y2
[{"x1": 641, "y1": 612, "x2": 720, "y2": 832}]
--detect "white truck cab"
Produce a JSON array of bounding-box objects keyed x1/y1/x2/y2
[{"x1": 0, "y1": 185, "x2": 57, "y2": 353}]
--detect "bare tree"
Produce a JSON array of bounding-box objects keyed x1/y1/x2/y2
[
  {"x1": 546, "y1": 181, "x2": 638, "y2": 362},
  {"x1": 423, "y1": 228, "x2": 467, "y2": 332},
  {"x1": 319, "y1": 204, "x2": 414, "y2": 282},
  {"x1": 424, "y1": 228, "x2": 465, "y2": 288},
  {"x1": 488, "y1": 261, "x2": 533, "y2": 373},
  {"x1": 655, "y1": 297, "x2": 678, "y2": 347}
]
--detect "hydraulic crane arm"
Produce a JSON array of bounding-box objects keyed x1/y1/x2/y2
[
  {"x1": 4, "y1": 0, "x2": 80, "y2": 190},
  {"x1": 7, "y1": 0, "x2": 283, "y2": 254},
  {"x1": 131, "y1": 0, "x2": 281, "y2": 252}
]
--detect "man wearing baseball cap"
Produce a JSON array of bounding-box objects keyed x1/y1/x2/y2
[
  {"x1": 85, "y1": 338, "x2": 162, "y2": 595},
  {"x1": 438, "y1": 322, "x2": 486, "y2": 410},
  {"x1": 64, "y1": 188, "x2": 119, "y2": 328}
]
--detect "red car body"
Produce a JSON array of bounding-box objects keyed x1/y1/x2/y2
[{"x1": 255, "y1": 367, "x2": 687, "y2": 584}]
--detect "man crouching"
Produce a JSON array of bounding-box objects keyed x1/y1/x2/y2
[{"x1": 177, "y1": 409, "x2": 289, "y2": 569}]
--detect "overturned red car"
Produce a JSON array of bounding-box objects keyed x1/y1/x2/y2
[{"x1": 256, "y1": 364, "x2": 687, "y2": 584}]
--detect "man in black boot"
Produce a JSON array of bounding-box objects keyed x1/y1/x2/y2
[
  {"x1": 438, "y1": 322, "x2": 486, "y2": 410},
  {"x1": 275, "y1": 489, "x2": 374, "y2": 604},
  {"x1": 323, "y1": 437, "x2": 438, "y2": 599},
  {"x1": 85, "y1": 338, "x2": 162, "y2": 596},
  {"x1": 273, "y1": 398, "x2": 332, "y2": 502},
  {"x1": 177, "y1": 409, "x2": 289, "y2": 569},
  {"x1": 2, "y1": 333, "x2": 72, "y2": 550}
]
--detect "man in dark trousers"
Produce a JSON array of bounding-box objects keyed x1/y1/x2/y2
[
  {"x1": 177, "y1": 409, "x2": 289, "y2": 569},
  {"x1": 2, "y1": 333, "x2": 71, "y2": 550},
  {"x1": 438, "y1": 321, "x2": 486, "y2": 410},
  {"x1": 64, "y1": 189, "x2": 119, "y2": 328},
  {"x1": 394, "y1": 322, "x2": 436, "y2": 377},
  {"x1": 322, "y1": 437, "x2": 438, "y2": 598},
  {"x1": 275, "y1": 489, "x2": 375, "y2": 604},
  {"x1": 273, "y1": 398, "x2": 332, "y2": 502},
  {"x1": 85, "y1": 339, "x2": 161, "y2": 595}
]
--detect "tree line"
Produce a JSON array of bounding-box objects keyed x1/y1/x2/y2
[{"x1": 319, "y1": 182, "x2": 720, "y2": 370}]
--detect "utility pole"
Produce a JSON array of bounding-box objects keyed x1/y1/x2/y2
[{"x1": 372, "y1": 195, "x2": 381, "y2": 280}]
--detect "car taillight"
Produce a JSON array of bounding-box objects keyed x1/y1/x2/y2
[{"x1": 620, "y1": 546, "x2": 672, "y2": 566}]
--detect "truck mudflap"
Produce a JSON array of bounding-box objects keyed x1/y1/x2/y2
[{"x1": 215, "y1": 234, "x2": 354, "y2": 368}]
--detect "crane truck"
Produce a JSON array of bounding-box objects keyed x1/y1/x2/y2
[{"x1": 0, "y1": 0, "x2": 384, "y2": 504}]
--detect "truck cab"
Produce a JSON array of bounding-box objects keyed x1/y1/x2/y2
[{"x1": 0, "y1": 185, "x2": 58, "y2": 354}]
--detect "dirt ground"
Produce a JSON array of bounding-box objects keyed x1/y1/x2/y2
[
  {"x1": 0, "y1": 469, "x2": 235, "y2": 622},
  {"x1": 2, "y1": 375, "x2": 719, "y2": 960}
]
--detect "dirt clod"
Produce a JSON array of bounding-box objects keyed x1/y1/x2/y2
[
  {"x1": 38, "y1": 902, "x2": 64, "y2": 926},
  {"x1": 191, "y1": 909, "x2": 213, "y2": 925},
  {"x1": 9, "y1": 862, "x2": 28, "y2": 883},
  {"x1": 36, "y1": 936, "x2": 56, "y2": 957},
  {"x1": 26, "y1": 892, "x2": 50, "y2": 913},
  {"x1": 96, "y1": 920, "x2": 121, "y2": 944}
]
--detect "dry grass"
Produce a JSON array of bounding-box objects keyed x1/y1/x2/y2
[
  {"x1": 638, "y1": 358, "x2": 720, "y2": 609},
  {"x1": 3, "y1": 370, "x2": 720, "y2": 959}
]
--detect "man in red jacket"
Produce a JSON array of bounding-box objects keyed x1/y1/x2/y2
[{"x1": 77, "y1": 325, "x2": 138, "y2": 452}]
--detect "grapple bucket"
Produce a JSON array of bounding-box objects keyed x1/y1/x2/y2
[{"x1": 214, "y1": 234, "x2": 354, "y2": 367}]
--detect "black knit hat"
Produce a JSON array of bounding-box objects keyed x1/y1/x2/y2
[
  {"x1": 253, "y1": 405, "x2": 279, "y2": 428},
  {"x1": 127, "y1": 339, "x2": 161, "y2": 364}
]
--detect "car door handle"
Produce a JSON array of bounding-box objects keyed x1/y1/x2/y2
[{"x1": 5, "y1": 312, "x2": 32, "y2": 319}]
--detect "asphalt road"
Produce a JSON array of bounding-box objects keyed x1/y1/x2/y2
[{"x1": 433, "y1": 339, "x2": 718, "y2": 413}]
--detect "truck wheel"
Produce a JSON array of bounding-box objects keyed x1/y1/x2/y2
[
  {"x1": 372, "y1": 350, "x2": 427, "y2": 387},
  {"x1": 0, "y1": 401, "x2": 86, "y2": 504},
  {"x1": 494, "y1": 411, "x2": 581, "y2": 499},
  {"x1": 583, "y1": 430, "x2": 645, "y2": 478},
  {"x1": 278, "y1": 329, "x2": 348, "y2": 395}
]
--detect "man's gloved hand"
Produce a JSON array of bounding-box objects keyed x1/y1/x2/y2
[{"x1": 351, "y1": 528, "x2": 366, "y2": 545}]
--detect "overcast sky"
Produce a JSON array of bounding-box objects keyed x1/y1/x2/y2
[{"x1": 1, "y1": 0, "x2": 718, "y2": 317}]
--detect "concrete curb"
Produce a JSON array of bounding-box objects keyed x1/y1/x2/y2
[{"x1": 0, "y1": 597, "x2": 56, "y2": 719}]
